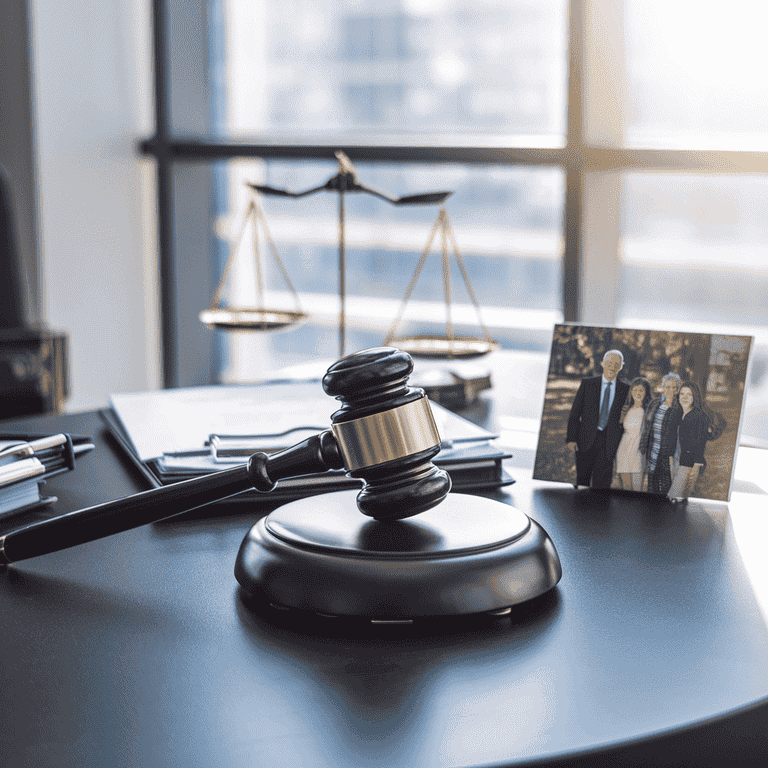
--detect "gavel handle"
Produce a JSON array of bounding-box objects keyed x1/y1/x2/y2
[{"x1": 0, "y1": 431, "x2": 344, "y2": 565}]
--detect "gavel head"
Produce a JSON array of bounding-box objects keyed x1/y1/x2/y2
[{"x1": 322, "y1": 347, "x2": 451, "y2": 521}]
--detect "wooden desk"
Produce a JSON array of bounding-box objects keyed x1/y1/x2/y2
[{"x1": 2, "y1": 404, "x2": 768, "y2": 767}]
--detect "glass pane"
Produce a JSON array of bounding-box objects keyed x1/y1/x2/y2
[
  {"x1": 211, "y1": 159, "x2": 564, "y2": 380},
  {"x1": 625, "y1": 0, "x2": 768, "y2": 149},
  {"x1": 619, "y1": 173, "x2": 768, "y2": 442},
  {"x1": 220, "y1": 0, "x2": 568, "y2": 141},
  {"x1": 620, "y1": 174, "x2": 768, "y2": 328}
]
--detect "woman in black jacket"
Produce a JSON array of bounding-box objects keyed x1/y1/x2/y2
[{"x1": 667, "y1": 380, "x2": 710, "y2": 500}]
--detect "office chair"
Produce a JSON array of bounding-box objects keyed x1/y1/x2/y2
[{"x1": 0, "y1": 163, "x2": 68, "y2": 419}]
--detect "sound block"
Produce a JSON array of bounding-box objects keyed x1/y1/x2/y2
[{"x1": 235, "y1": 491, "x2": 562, "y2": 620}]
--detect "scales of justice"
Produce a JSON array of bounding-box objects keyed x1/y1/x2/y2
[
  {"x1": 0, "y1": 347, "x2": 561, "y2": 624},
  {"x1": 199, "y1": 152, "x2": 499, "y2": 364}
]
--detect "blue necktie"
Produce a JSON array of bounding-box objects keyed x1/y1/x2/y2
[{"x1": 598, "y1": 381, "x2": 611, "y2": 430}]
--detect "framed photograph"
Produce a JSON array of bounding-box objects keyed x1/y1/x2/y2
[{"x1": 533, "y1": 325, "x2": 753, "y2": 501}]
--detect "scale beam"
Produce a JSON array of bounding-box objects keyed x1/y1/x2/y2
[{"x1": 244, "y1": 152, "x2": 452, "y2": 357}]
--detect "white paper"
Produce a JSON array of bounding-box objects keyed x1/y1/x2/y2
[{"x1": 109, "y1": 382, "x2": 495, "y2": 462}]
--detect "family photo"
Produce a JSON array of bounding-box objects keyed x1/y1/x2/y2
[{"x1": 533, "y1": 325, "x2": 753, "y2": 501}]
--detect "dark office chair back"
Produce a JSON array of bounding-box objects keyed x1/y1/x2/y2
[
  {"x1": 0, "y1": 164, "x2": 26, "y2": 329},
  {"x1": 0, "y1": 164, "x2": 68, "y2": 419}
]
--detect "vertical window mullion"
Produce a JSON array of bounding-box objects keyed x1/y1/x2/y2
[
  {"x1": 151, "y1": 0, "x2": 175, "y2": 387},
  {"x1": 571, "y1": 0, "x2": 628, "y2": 325},
  {"x1": 154, "y1": 0, "x2": 219, "y2": 388},
  {"x1": 563, "y1": 0, "x2": 585, "y2": 322}
]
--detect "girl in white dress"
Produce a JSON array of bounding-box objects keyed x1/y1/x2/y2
[{"x1": 615, "y1": 377, "x2": 652, "y2": 491}]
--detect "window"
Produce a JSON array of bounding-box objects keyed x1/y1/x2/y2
[
  {"x1": 216, "y1": 158, "x2": 564, "y2": 380},
  {"x1": 142, "y1": 0, "x2": 768, "y2": 392},
  {"x1": 340, "y1": 13, "x2": 414, "y2": 63},
  {"x1": 624, "y1": 0, "x2": 768, "y2": 149},
  {"x1": 223, "y1": 0, "x2": 567, "y2": 137},
  {"x1": 620, "y1": 174, "x2": 768, "y2": 331}
]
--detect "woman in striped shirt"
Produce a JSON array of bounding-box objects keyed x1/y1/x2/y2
[{"x1": 640, "y1": 373, "x2": 682, "y2": 495}]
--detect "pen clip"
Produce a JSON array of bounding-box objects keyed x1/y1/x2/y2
[
  {"x1": 0, "y1": 433, "x2": 69, "y2": 458},
  {"x1": 0, "y1": 443, "x2": 34, "y2": 461}
]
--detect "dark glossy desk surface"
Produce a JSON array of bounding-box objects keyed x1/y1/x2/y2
[{"x1": 2, "y1": 405, "x2": 768, "y2": 768}]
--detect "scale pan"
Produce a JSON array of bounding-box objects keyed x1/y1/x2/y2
[
  {"x1": 199, "y1": 308, "x2": 308, "y2": 331},
  {"x1": 390, "y1": 335, "x2": 499, "y2": 359}
]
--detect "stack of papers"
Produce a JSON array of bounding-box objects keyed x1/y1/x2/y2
[{"x1": 103, "y1": 381, "x2": 514, "y2": 505}]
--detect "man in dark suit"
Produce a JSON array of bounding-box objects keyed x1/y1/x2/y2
[{"x1": 566, "y1": 350, "x2": 630, "y2": 489}]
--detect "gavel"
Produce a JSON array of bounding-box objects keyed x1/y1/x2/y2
[{"x1": 0, "y1": 348, "x2": 451, "y2": 565}]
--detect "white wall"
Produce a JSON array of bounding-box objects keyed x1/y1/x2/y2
[{"x1": 29, "y1": 0, "x2": 160, "y2": 411}]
